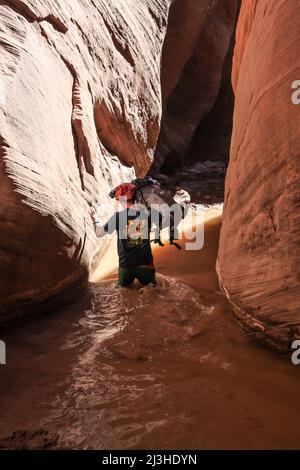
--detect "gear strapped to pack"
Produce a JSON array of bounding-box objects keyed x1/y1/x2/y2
[
  {"x1": 108, "y1": 178, "x2": 159, "y2": 206},
  {"x1": 108, "y1": 178, "x2": 184, "y2": 250},
  {"x1": 109, "y1": 183, "x2": 136, "y2": 202}
]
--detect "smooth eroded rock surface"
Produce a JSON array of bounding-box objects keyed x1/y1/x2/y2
[
  {"x1": 217, "y1": 0, "x2": 300, "y2": 350},
  {"x1": 0, "y1": 0, "x2": 170, "y2": 320},
  {"x1": 153, "y1": 0, "x2": 238, "y2": 173}
]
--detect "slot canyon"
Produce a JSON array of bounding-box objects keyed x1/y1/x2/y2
[{"x1": 0, "y1": 0, "x2": 300, "y2": 450}]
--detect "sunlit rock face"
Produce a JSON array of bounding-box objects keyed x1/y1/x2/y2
[
  {"x1": 0, "y1": 0, "x2": 170, "y2": 320},
  {"x1": 217, "y1": 0, "x2": 300, "y2": 350},
  {"x1": 152, "y1": 0, "x2": 239, "y2": 173}
]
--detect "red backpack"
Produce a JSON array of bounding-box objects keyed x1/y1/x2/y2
[{"x1": 110, "y1": 183, "x2": 136, "y2": 202}]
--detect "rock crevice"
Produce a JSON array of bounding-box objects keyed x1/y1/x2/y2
[
  {"x1": 152, "y1": 0, "x2": 239, "y2": 174},
  {"x1": 0, "y1": 0, "x2": 68, "y2": 32}
]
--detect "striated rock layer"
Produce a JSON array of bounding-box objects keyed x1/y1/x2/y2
[
  {"x1": 152, "y1": 0, "x2": 239, "y2": 173},
  {"x1": 217, "y1": 0, "x2": 300, "y2": 350},
  {"x1": 0, "y1": 0, "x2": 170, "y2": 321}
]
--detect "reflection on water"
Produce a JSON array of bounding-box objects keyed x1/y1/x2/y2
[
  {"x1": 1, "y1": 212, "x2": 300, "y2": 450},
  {"x1": 46, "y1": 277, "x2": 214, "y2": 449}
]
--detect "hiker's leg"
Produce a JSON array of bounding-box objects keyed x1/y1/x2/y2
[
  {"x1": 117, "y1": 267, "x2": 135, "y2": 287},
  {"x1": 135, "y1": 266, "x2": 157, "y2": 286}
]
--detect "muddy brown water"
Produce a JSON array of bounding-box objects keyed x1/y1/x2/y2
[{"x1": 1, "y1": 211, "x2": 300, "y2": 450}]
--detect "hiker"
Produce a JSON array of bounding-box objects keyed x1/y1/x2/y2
[{"x1": 90, "y1": 183, "x2": 163, "y2": 288}]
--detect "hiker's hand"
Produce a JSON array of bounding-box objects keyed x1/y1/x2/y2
[{"x1": 90, "y1": 206, "x2": 99, "y2": 223}]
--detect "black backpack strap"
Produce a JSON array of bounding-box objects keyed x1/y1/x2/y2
[{"x1": 136, "y1": 188, "x2": 151, "y2": 211}]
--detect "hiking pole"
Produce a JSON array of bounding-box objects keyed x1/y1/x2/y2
[
  {"x1": 170, "y1": 240, "x2": 182, "y2": 250},
  {"x1": 151, "y1": 238, "x2": 165, "y2": 247},
  {"x1": 151, "y1": 238, "x2": 182, "y2": 250}
]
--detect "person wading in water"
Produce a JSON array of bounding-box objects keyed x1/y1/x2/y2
[{"x1": 90, "y1": 183, "x2": 164, "y2": 287}]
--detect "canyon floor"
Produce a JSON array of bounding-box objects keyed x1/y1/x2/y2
[{"x1": 0, "y1": 206, "x2": 300, "y2": 450}]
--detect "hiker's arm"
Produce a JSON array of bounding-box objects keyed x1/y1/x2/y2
[
  {"x1": 90, "y1": 207, "x2": 105, "y2": 238},
  {"x1": 150, "y1": 208, "x2": 163, "y2": 240},
  {"x1": 94, "y1": 222, "x2": 107, "y2": 238},
  {"x1": 167, "y1": 209, "x2": 182, "y2": 249},
  {"x1": 152, "y1": 207, "x2": 175, "y2": 241},
  {"x1": 90, "y1": 207, "x2": 117, "y2": 238}
]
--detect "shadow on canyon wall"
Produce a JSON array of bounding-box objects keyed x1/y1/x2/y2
[{"x1": 150, "y1": 0, "x2": 240, "y2": 207}]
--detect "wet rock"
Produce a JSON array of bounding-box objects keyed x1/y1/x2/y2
[
  {"x1": 0, "y1": 429, "x2": 59, "y2": 450},
  {"x1": 161, "y1": 160, "x2": 227, "y2": 205}
]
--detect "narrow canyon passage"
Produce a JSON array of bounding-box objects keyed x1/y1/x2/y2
[
  {"x1": 1, "y1": 209, "x2": 300, "y2": 450},
  {"x1": 1, "y1": 0, "x2": 300, "y2": 454}
]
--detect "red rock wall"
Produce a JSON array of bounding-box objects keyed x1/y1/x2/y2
[
  {"x1": 0, "y1": 0, "x2": 170, "y2": 320},
  {"x1": 217, "y1": 0, "x2": 300, "y2": 350},
  {"x1": 187, "y1": 35, "x2": 236, "y2": 164},
  {"x1": 153, "y1": 0, "x2": 239, "y2": 172}
]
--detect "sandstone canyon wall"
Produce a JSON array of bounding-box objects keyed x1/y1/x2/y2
[
  {"x1": 0, "y1": 0, "x2": 242, "y2": 322},
  {"x1": 217, "y1": 0, "x2": 300, "y2": 350},
  {"x1": 153, "y1": 0, "x2": 239, "y2": 173},
  {"x1": 0, "y1": 0, "x2": 171, "y2": 321},
  {"x1": 3, "y1": 0, "x2": 298, "y2": 352}
]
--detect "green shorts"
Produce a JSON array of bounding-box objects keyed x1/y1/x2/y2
[{"x1": 117, "y1": 266, "x2": 156, "y2": 287}]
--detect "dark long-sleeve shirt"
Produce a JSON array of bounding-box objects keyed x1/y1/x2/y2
[{"x1": 96, "y1": 206, "x2": 162, "y2": 268}]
